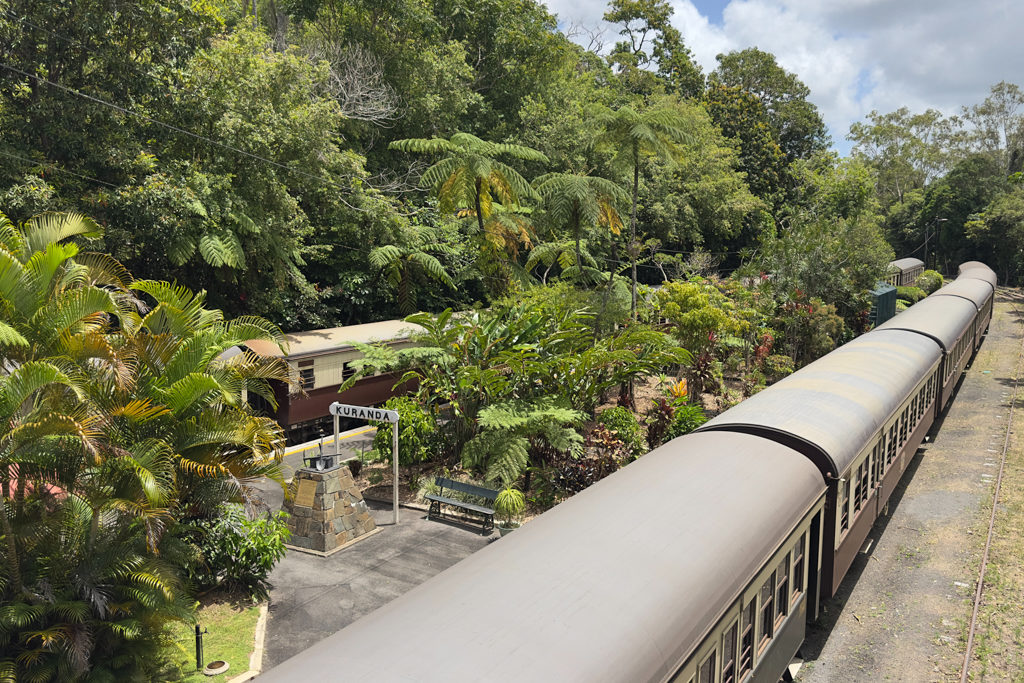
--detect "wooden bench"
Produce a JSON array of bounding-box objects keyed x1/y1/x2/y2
[{"x1": 425, "y1": 477, "x2": 498, "y2": 532}]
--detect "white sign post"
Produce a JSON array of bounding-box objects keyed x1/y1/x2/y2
[{"x1": 329, "y1": 402, "x2": 401, "y2": 523}]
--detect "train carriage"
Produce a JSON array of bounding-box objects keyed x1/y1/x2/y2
[
  {"x1": 259, "y1": 262, "x2": 997, "y2": 683},
  {"x1": 932, "y1": 278, "x2": 994, "y2": 348},
  {"x1": 695, "y1": 330, "x2": 941, "y2": 604},
  {"x1": 261, "y1": 432, "x2": 826, "y2": 683},
  {"x1": 957, "y1": 261, "x2": 998, "y2": 290},
  {"x1": 245, "y1": 319, "x2": 421, "y2": 444},
  {"x1": 873, "y1": 296, "x2": 978, "y2": 412},
  {"x1": 885, "y1": 257, "x2": 925, "y2": 287}
]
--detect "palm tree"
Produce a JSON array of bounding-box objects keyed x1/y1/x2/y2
[
  {"x1": 590, "y1": 104, "x2": 693, "y2": 318},
  {"x1": 369, "y1": 226, "x2": 456, "y2": 314},
  {"x1": 533, "y1": 172, "x2": 627, "y2": 270},
  {"x1": 0, "y1": 211, "x2": 291, "y2": 679},
  {"x1": 389, "y1": 132, "x2": 549, "y2": 238}
]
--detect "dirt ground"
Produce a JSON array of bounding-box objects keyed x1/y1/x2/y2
[{"x1": 798, "y1": 288, "x2": 1024, "y2": 682}]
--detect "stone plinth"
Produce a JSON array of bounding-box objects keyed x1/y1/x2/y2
[{"x1": 284, "y1": 466, "x2": 378, "y2": 556}]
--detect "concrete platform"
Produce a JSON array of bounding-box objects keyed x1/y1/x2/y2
[{"x1": 260, "y1": 498, "x2": 495, "y2": 669}]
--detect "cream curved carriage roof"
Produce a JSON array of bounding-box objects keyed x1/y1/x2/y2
[
  {"x1": 259, "y1": 431, "x2": 824, "y2": 682},
  {"x1": 245, "y1": 319, "x2": 422, "y2": 359}
]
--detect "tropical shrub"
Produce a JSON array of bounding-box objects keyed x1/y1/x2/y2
[
  {"x1": 494, "y1": 486, "x2": 526, "y2": 527},
  {"x1": 371, "y1": 395, "x2": 437, "y2": 465},
  {"x1": 665, "y1": 404, "x2": 709, "y2": 441},
  {"x1": 762, "y1": 354, "x2": 795, "y2": 383},
  {"x1": 187, "y1": 505, "x2": 291, "y2": 601},
  {"x1": 596, "y1": 406, "x2": 648, "y2": 458},
  {"x1": 917, "y1": 269, "x2": 944, "y2": 294},
  {"x1": 896, "y1": 286, "x2": 927, "y2": 304}
]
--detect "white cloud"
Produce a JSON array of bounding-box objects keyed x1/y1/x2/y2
[{"x1": 542, "y1": 0, "x2": 1024, "y2": 153}]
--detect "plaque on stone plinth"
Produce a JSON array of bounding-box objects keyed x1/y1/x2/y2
[{"x1": 283, "y1": 465, "x2": 379, "y2": 556}]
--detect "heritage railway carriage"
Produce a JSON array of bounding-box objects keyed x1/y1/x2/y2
[
  {"x1": 873, "y1": 297, "x2": 978, "y2": 412},
  {"x1": 696, "y1": 329, "x2": 941, "y2": 605},
  {"x1": 260, "y1": 262, "x2": 997, "y2": 683},
  {"x1": 245, "y1": 319, "x2": 421, "y2": 444},
  {"x1": 262, "y1": 433, "x2": 827, "y2": 683},
  {"x1": 885, "y1": 257, "x2": 925, "y2": 287},
  {"x1": 958, "y1": 261, "x2": 999, "y2": 290},
  {"x1": 932, "y1": 278, "x2": 994, "y2": 347}
]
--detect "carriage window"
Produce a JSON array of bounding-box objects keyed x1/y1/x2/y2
[
  {"x1": 840, "y1": 479, "x2": 850, "y2": 532},
  {"x1": 759, "y1": 575, "x2": 775, "y2": 651},
  {"x1": 876, "y1": 436, "x2": 886, "y2": 479},
  {"x1": 299, "y1": 367, "x2": 315, "y2": 391},
  {"x1": 857, "y1": 461, "x2": 870, "y2": 512},
  {"x1": 722, "y1": 621, "x2": 738, "y2": 683},
  {"x1": 887, "y1": 423, "x2": 898, "y2": 463},
  {"x1": 740, "y1": 602, "x2": 755, "y2": 678},
  {"x1": 792, "y1": 534, "x2": 805, "y2": 601},
  {"x1": 775, "y1": 558, "x2": 789, "y2": 625},
  {"x1": 698, "y1": 651, "x2": 716, "y2": 683},
  {"x1": 341, "y1": 362, "x2": 357, "y2": 380}
]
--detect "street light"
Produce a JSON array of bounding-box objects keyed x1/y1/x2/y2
[{"x1": 925, "y1": 217, "x2": 947, "y2": 271}]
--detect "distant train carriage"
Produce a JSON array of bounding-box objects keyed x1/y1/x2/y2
[
  {"x1": 246, "y1": 319, "x2": 420, "y2": 444},
  {"x1": 885, "y1": 257, "x2": 925, "y2": 287}
]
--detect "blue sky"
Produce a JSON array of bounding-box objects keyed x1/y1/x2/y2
[{"x1": 543, "y1": 0, "x2": 1024, "y2": 156}]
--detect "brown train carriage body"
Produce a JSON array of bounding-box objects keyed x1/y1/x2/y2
[
  {"x1": 935, "y1": 271, "x2": 996, "y2": 347},
  {"x1": 247, "y1": 319, "x2": 422, "y2": 443},
  {"x1": 874, "y1": 296, "x2": 979, "y2": 413},
  {"x1": 697, "y1": 330, "x2": 943, "y2": 603},
  {"x1": 261, "y1": 432, "x2": 828, "y2": 683}
]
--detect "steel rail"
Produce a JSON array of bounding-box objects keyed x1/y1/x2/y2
[{"x1": 960, "y1": 302, "x2": 1024, "y2": 683}]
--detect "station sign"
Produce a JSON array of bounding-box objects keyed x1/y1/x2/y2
[{"x1": 329, "y1": 402, "x2": 399, "y2": 423}]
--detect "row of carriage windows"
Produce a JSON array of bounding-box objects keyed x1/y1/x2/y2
[
  {"x1": 943, "y1": 326, "x2": 975, "y2": 383},
  {"x1": 839, "y1": 369, "x2": 938, "y2": 535},
  {"x1": 686, "y1": 532, "x2": 807, "y2": 683},
  {"x1": 297, "y1": 361, "x2": 358, "y2": 392}
]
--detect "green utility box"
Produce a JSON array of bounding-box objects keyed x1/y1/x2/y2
[{"x1": 869, "y1": 282, "x2": 897, "y2": 326}]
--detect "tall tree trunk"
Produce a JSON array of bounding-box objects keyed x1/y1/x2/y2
[
  {"x1": 475, "y1": 178, "x2": 486, "y2": 238},
  {"x1": 0, "y1": 495, "x2": 24, "y2": 597},
  {"x1": 630, "y1": 147, "x2": 640, "y2": 321}
]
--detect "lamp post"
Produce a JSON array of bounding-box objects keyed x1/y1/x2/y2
[{"x1": 925, "y1": 218, "x2": 947, "y2": 271}]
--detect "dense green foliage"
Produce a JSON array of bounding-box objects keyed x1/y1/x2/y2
[
  {"x1": 596, "y1": 406, "x2": 648, "y2": 459},
  {"x1": 1, "y1": 0, "x2": 907, "y2": 336},
  {"x1": 187, "y1": 505, "x2": 290, "y2": 601},
  {"x1": 0, "y1": 211, "x2": 289, "y2": 679}
]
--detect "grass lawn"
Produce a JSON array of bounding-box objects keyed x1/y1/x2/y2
[{"x1": 166, "y1": 596, "x2": 263, "y2": 681}]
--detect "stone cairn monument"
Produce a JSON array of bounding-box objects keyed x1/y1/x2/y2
[{"x1": 284, "y1": 464, "x2": 378, "y2": 556}]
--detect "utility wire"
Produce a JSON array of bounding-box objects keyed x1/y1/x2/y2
[
  {"x1": 0, "y1": 61, "x2": 360, "y2": 199},
  {"x1": 0, "y1": 148, "x2": 119, "y2": 189}
]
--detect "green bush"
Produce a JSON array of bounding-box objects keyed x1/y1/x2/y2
[
  {"x1": 896, "y1": 286, "x2": 927, "y2": 304},
  {"x1": 596, "y1": 406, "x2": 648, "y2": 458},
  {"x1": 665, "y1": 404, "x2": 708, "y2": 440},
  {"x1": 372, "y1": 395, "x2": 438, "y2": 465},
  {"x1": 762, "y1": 354, "x2": 795, "y2": 383},
  {"x1": 917, "y1": 269, "x2": 944, "y2": 294},
  {"x1": 188, "y1": 504, "x2": 290, "y2": 601}
]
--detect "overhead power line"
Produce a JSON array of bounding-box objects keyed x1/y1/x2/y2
[{"x1": 0, "y1": 61, "x2": 356, "y2": 197}]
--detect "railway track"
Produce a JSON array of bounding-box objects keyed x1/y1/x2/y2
[{"x1": 960, "y1": 302, "x2": 1024, "y2": 682}]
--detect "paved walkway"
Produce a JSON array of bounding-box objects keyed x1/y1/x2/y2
[
  {"x1": 258, "y1": 497, "x2": 495, "y2": 669},
  {"x1": 799, "y1": 288, "x2": 1024, "y2": 681}
]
